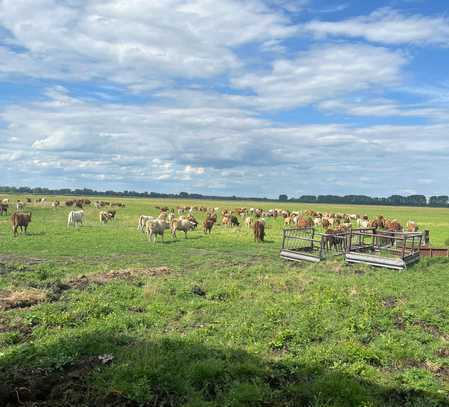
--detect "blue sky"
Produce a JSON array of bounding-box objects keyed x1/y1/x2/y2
[{"x1": 1, "y1": 0, "x2": 449, "y2": 198}]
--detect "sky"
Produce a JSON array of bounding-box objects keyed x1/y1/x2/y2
[{"x1": 1, "y1": 0, "x2": 449, "y2": 198}]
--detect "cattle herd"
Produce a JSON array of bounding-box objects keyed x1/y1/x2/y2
[{"x1": 1, "y1": 198, "x2": 420, "y2": 244}]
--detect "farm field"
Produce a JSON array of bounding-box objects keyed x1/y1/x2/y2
[{"x1": 1, "y1": 195, "x2": 449, "y2": 406}]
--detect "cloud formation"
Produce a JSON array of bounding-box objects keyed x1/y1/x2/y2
[
  {"x1": 0, "y1": 1, "x2": 448, "y2": 196},
  {"x1": 233, "y1": 44, "x2": 407, "y2": 109},
  {"x1": 305, "y1": 7, "x2": 449, "y2": 46}
]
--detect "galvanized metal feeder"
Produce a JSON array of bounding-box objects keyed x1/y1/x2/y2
[
  {"x1": 280, "y1": 227, "x2": 424, "y2": 270},
  {"x1": 280, "y1": 227, "x2": 350, "y2": 263},
  {"x1": 345, "y1": 229, "x2": 423, "y2": 270}
]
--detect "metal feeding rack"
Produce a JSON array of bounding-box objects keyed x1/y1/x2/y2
[
  {"x1": 345, "y1": 229, "x2": 423, "y2": 270},
  {"x1": 281, "y1": 227, "x2": 424, "y2": 270},
  {"x1": 280, "y1": 227, "x2": 351, "y2": 263}
]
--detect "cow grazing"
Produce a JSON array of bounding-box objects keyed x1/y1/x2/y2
[
  {"x1": 138, "y1": 215, "x2": 156, "y2": 232},
  {"x1": 253, "y1": 220, "x2": 265, "y2": 242},
  {"x1": 297, "y1": 217, "x2": 313, "y2": 229},
  {"x1": 171, "y1": 218, "x2": 196, "y2": 239},
  {"x1": 245, "y1": 216, "x2": 253, "y2": 228},
  {"x1": 323, "y1": 229, "x2": 344, "y2": 251},
  {"x1": 145, "y1": 219, "x2": 170, "y2": 242},
  {"x1": 357, "y1": 218, "x2": 370, "y2": 228},
  {"x1": 0, "y1": 203, "x2": 8, "y2": 216},
  {"x1": 203, "y1": 217, "x2": 215, "y2": 234},
  {"x1": 230, "y1": 215, "x2": 240, "y2": 227},
  {"x1": 52, "y1": 200, "x2": 60, "y2": 209},
  {"x1": 67, "y1": 210, "x2": 84, "y2": 227},
  {"x1": 407, "y1": 221, "x2": 419, "y2": 233},
  {"x1": 385, "y1": 219, "x2": 402, "y2": 232},
  {"x1": 100, "y1": 211, "x2": 112, "y2": 223},
  {"x1": 16, "y1": 201, "x2": 25, "y2": 211},
  {"x1": 107, "y1": 210, "x2": 116, "y2": 220},
  {"x1": 222, "y1": 215, "x2": 230, "y2": 227},
  {"x1": 185, "y1": 215, "x2": 198, "y2": 229},
  {"x1": 11, "y1": 212, "x2": 32, "y2": 236}
]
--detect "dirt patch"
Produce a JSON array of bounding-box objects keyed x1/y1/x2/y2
[
  {"x1": 436, "y1": 348, "x2": 449, "y2": 358},
  {"x1": 0, "y1": 289, "x2": 48, "y2": 311},
  {"x1": 45, "y1": 267, "x2": 172, "y2": 301},
  {"x1": 394, "y1": 316, "x2": 406, "y2": 331},
  {"x1": 393, "y1": 317, "x2": 443, "y2": 338},
  {"x1": 69, "y1": 266, "x2": 171, "y2": 287},
  {"x1": 0, "y1": 256, "x2": 46, "y2": 275},
  {"x1": 0, "y1": 356, "x2": 137, "y2": 407},
  {"x1": 0, "y1": 314, "x2": 32, "y2": 339},
  {"x1": 382, "y1": 297, "x2": 397, "y2": 308},
  {"x1": 412, "y1": 320, "x2": 443, "y2": 337}
]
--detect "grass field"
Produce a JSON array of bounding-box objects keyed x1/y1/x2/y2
[{"x1": 1, "y1": 195, "x2": 449, "y2": 406}]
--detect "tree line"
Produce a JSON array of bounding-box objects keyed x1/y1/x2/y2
[
  {"x1": 280, "y1": 194, "x2": 449, "y2": 207},
  {"x1": 0, "y1": 186, "x2": 447, "y2": 208}
]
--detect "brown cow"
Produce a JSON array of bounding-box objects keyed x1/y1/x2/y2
[
  {"x1": 253, "y1": 220, "x2": 265, "y2": 242},
  {"x1": 323, "y1": 229, "x2": 344, "y2": 251},
  {"x1": 11, "y1": 212, "x2": 32, "y2": 236},
  {"x1": 407, "y1": 221, "x2": 419, "y2": 233},
  {"x1": 100, "y1": 211, "x2": 112, "y2": 223},
  {"x1": 297, "y1": 216, "x2": 313, "y2": 229},
  {"x1": 203, "y1": 217, "x2": 215, "y2": 234},
  {"x1": 107, "y1": 210, "x2": 117, "y2": 220},
  {"x1": 0, "y1": 203, "x2": 8, "y2": 216}
]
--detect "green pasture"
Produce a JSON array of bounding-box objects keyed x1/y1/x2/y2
[{"x1": 0, "y1": 195, "x2": 448, "y2": 406}]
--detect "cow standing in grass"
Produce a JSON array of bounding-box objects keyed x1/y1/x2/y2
[
  {"x1": 67, "y1": 210, "x2": 84, "y2": 228},
  {"x1": 171, "y1": 218, "x2": 196, "y2": 239},
  {"x1": 0, "y1": 203, "x2": 8, "y2": 216},
  {"x1": 253, "y1": 220, "x2": 265, "y2": 242},
  {"x1": 11, "y1": 212, "x2": 32, "y2": 236},
  {"x1": 203, "y1": 215, "x2": 216, "y2": 234},
  {"x1": 145, "y1": 219, "x2": 170, "y2": 242},
  {"x1": 100, "y1": 211, "x2": 112, "y2": 224}
]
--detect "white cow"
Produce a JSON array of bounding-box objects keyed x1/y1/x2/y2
[
  {"x1": 146, "y1": 219, "x2": 170, "y2": 242},
  {"x1": 67, "y1": 210, "x2": 84, "y2": 227},
  {"x1": 137, "y1": 215, "x2": 156, "y2": 232},
  {"x1": 16, "y1": 202, "x2": 25, "y2": 210},
  {"x1": 171, "y1": 219, "x2": 196, "y2": 239},
  {"x1": 357, "y1": 219, "x2": 370, "y2": 228}
]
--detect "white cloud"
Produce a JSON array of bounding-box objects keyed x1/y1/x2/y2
[
  {"x1": 0, "y1": 2, "x2": 448, "y2": 196},
  {"x1": 1, "y1": 88, "x2": 449, "y2": 196},
  {"x1": 0, "y1": 0, "x2": 296, "y2": 88},
  {"x1": 232, "y1": 44, "x2": 407, "y2": 109},
  {"x1": 305, "y1": 7, "x2": 449, "y2": 46},
  {"x1": 319, "y1": 98, "x2": 449, "y2": 121},
  {"x1": 183, "y1": 165, "x2": 206, "y2": 175}
]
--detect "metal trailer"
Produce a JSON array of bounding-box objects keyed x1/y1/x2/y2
[
  {"x1": 345, "y1": 229, "x2": 423, "y2": 270},
  {"x1": 280, "y1": 227, "x2": 352, "y2": 263}
]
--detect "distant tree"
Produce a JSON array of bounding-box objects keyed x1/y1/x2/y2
[
  {"x1": 278, "y1": 194, "x2": 288, "y2": 202},
  {"x1": 429, "y1": 196, "x2": 449, "y2": 207},
  {"x1": 298, "y1": 195, "x2": 317, "y2": 203}
]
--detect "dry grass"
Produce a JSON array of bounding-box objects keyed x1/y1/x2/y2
[{"x1": 0, "y1": 288, "x2": 48, "y2": 310}]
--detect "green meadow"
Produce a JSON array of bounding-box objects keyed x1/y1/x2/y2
[{"x1": 1, "y1": 195, "x2": 448, "y2": 406}]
